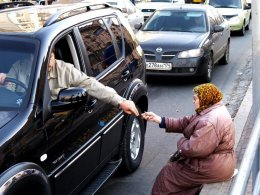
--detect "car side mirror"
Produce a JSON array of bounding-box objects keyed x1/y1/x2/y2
[
  {"x1": 244, "y1": 4, "x2": 251, "y2": 10},
  {"x1": 121, "y1": 8, "x2": 128, "y2": 13},
  {"x1": 214, "y1": 25, "x2": 224, "y2": 33},
  {"x1": 134, "y1": 23, "x2": 142, "y2": 30},
  {"x1": 49, "y1": 87, "x2": 88, "y2": 113}
]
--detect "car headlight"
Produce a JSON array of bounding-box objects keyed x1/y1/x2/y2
[{"x1": 178, "y1": 48, "x2": 204, "y2": 58}]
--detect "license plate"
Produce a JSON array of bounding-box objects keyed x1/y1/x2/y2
[{"x1": 146, "y1": 62, "x2": 172, "y2": 70}]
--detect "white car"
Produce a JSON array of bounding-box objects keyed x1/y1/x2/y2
[
  {"x1": 136, "y1": 0, "x2": 185, "y2": 20},
  {"x1": 82, "y1": 0, "x2": 144, "y2": 32},
  {"x1": 205, "y1": 0, "x2": 251, "y2": 36}
]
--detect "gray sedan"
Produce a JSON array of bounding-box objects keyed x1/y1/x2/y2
[{"x1": 135, "y1": 4, "x2": 230, "y2": 82}]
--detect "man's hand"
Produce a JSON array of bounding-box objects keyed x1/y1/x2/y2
[
  {"x1": 0, "y1": 73, "x2": 6, "y2": 84},
  {"x1": 119, "y1": 100, "x2": 139, "y2": 116}
]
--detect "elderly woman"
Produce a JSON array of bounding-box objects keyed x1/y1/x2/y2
[{"x1": 142, "y1": 83, "x2": 236, "y2": 195}]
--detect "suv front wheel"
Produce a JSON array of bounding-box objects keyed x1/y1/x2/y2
[{"x1": 119, "y1": 108, "x2": 145, "y2": 174}]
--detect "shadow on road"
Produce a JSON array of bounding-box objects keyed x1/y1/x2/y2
[{"x1": 146, "y1": 76, "x2": 203, "y2": 87}]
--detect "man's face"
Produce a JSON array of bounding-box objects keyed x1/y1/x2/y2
[{"x1": 48, "y1": 51, "x2": 55, "y2": 71}]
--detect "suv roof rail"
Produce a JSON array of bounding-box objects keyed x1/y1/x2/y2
[{"x1": 43, "y1": 3, "x2": 111, "y2": 27}]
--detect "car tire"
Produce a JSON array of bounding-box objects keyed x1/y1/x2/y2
[
  {"x1": 219, "y1": 42, "x2": 229, "y2": 65},
  {"x1": 201, "y1": 53, "x2": 213, "y2": 83},
  {"x1": 239, "y1": 22, "x2": 245, "y2": 36},
  {"x1": 119, "y1": 107, "x2": 145, "y2": 175},
  {"x1": 245, "y1": 20, "x2": 250, "y2": 30}
]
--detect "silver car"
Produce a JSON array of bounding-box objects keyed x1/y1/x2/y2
[{"x1": 83, "y1": 0, "x2": 144, "y2": 32}]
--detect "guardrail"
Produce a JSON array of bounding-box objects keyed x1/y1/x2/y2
[{"x1": 229, "y1": 111, "x2": 260, "y2": 195}]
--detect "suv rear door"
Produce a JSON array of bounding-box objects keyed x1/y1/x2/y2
[{"x1": 75, "y1": 17, "x2": 127, "y2": 163}]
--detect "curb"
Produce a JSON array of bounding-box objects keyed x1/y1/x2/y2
[{"x1": 200, "y1": 81, "x2": 252, "y2": 195}]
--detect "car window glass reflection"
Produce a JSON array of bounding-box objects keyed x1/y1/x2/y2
[
  {"x1": 104, "y1": 17, "x2": 123, "y2": 58},
  {"x1": 79, "y1": 19, "x2": 117, "y2": 76}
]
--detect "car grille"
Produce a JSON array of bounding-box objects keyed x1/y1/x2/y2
[
  {"x1": 143, "y1": 50, "x2": 178, "y2": 61},
  {"x1": 144, "y1": 50, "x2": 155, "y2": 60},
  {"x1": 161, "y1": 51, "x2": 178, "y2": 61}
]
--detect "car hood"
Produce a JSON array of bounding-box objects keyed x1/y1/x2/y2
[
  {"x1": 215, "y1": 8, "x2": 243, "y2": 16},
  {"x1": 0, "y1": 111, "x2": 18, "y2": 129},
  {"x1": 136, "y1": 31, "x2": 208, "y2": 50}
]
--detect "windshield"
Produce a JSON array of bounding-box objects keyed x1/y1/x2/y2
[
  {"x1": 107, "y1": 1, "x2": 117, "y2": 5},
  {"x1": 209, "y1": 0, "x2": 242, "y2": 8},
  {"x1": 0, "y1": 38, "x2": 37, "y2": 110},
  {"x1": 143, "y1": 10, "x2": 207, "y2": 33}
]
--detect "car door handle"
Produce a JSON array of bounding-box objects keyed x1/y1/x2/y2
[
  {"x1": 121, "y1": 70, "x2": 131, "y2": 81},
  {"x1": 86, "y1": 99, "x2": 97, "y2": 113}
]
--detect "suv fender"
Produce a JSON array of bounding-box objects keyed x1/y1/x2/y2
[
  {"x1": 117, "y1": 79, "x2": 148, "y2": 174},
  {"x1": 123, "y1": 78, "x2": 148, "y2": 114},
  {"x1": 0, "y1": 162, "x2": 51, "y2": 195}
]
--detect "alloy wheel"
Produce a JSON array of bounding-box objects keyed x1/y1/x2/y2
[{"x1": 130, "y1": 118, "x2": 141, "y2": 160}]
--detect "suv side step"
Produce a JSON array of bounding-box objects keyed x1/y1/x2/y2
[{"x1": 79, "y1": 159, "x2": 122, "y2": 195}]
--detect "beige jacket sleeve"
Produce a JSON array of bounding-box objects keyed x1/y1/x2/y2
[{"x1": 51, "y1": 60, "x2": 124, "y2": 106}]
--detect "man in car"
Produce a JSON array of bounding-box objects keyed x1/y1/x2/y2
[
  {"x1": 0, "y1": 49, "x2": 139, "y2": 116},
  {"x1": 0, "y1": 53, "x2": 33, "y2": 92},
  {"x1": 189, "y1": 15, "x2": 206, "y2": 32}
]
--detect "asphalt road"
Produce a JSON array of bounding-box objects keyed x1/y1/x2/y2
[{"x1": 97, "y1": 28, "x2": 253, "y2": 195}]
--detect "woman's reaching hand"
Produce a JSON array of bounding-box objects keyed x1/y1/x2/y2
[{"x1": 142, "y1": 112, "x2": 162, "y2": 124}]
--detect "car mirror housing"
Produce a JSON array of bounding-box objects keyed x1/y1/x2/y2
[
  {"x1": 49, "y1": 87, "x2": 88, "y2": 113},
  {"x1": 214, "y1": 25, "x2": 224, "y2": 33},
  {"x1": 244, "y1": 4, "x2": 251, "y2": 10},
  {"x1": 121, "y1": 8, "x2": 128, "y2": 13},
  {"x1": 134, "y1": 23, "x2": 142, "y2": 30}
]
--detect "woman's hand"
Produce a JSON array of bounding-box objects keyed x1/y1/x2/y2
[{"x1": 142, "y1": 112, "x2": 162, "y2": 124}]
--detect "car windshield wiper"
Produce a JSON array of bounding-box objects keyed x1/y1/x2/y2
[
  {"x1": 213, "y1": 5, "x2": 239, "y2": 8},
  {"x1": 142, "y1": 29, "x2": 158, "y2": 31},
  {"x1": 225, "y1": 5, "x2": 240, "y2": 8}
]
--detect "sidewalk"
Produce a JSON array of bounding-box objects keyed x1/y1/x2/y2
[{"x1": 200, "y1": 82, "x2": 253, "y2": 194}]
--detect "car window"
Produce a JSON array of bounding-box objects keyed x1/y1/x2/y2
[
  {"x1": 53, "y1": 34, "x2": 80, "y2": 70},
  {"x1": 124, "y1": 0, "x2": 136, "y2": 14},
  {"x1": 208, "y1": 0, "x2": 242, "y2": 8},
  {"x1": 0, "y1": 38, "x2": 37, "y2": 110},
  {"x1": 209, "y1": 7, "x2": 223, "y2": 25},
  {"x1": 216, "y1": 11, "x2": 225, "y2": 24},
  {"x1": 143, "y1": 10, "x2": 207, "y2": 33},
  {"x1": 207, "y1": 11, "x2": 217, "y2": 31},
  {"x1": 47, "y1": 33, "x2": 82, "y2": 100},
  {"x1": 79, "y1": 19, "x2": 118, "y2": 76},
  {"x1": 104, "y1": 16, "x2": 124, "y2": 59}
]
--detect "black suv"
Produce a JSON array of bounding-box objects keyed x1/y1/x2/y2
[{"x1": 0, "y1": 3, "x2": 148, "y2": 195}]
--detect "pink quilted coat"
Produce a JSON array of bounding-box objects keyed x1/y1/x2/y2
[{"x1": 152, "y1": 102, "x2": 236, "y2": 195}]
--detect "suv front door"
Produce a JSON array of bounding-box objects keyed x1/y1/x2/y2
[{"x1": 41, "y1": 32, "x2": 103, "y2": 195}]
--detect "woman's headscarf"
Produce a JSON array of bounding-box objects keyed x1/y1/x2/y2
[{"x1": 193, "y1": 83, "x2": 223, "y2": 113}]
